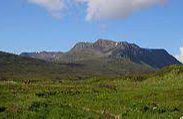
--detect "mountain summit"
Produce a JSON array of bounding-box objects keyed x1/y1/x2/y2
[
  {"x1": 21, "y1": 39, "x2": 181, "y2": 69},
  {"x1": 71, "y1": 39, "x2": 140, "y2": 52}
]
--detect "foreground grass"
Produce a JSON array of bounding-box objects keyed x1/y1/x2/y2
[{"x1": 0, "y1": 67, "x2": 183, "y2": 119}]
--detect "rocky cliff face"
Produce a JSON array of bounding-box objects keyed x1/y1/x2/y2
[{"x1": 20, "y1": 39, "x2": 182, "y2": 69}]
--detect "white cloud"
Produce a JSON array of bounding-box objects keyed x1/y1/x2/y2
[
  {"x1": 27, "y1": 0, "x2": 65, "y2": 18},
  {"x1": 77, "y1": 0, "x2": 165, "y2": 21},
  {"x1": 27, "y1": 0, "x2": 166, "y2": 20},
  {"x1": 176, "y1": 46, "x2": 183, "y2": 63}
]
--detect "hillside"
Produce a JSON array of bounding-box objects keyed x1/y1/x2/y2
[
  {"x1": 0, "y1": 51, "x2": 59, "y2": 81},
  {"x1": 0, "y1": 51, "x2": 152, "y2": 81},
  {"x1": 21, "y1": 39, "x2": 181, "y2": 69},
  {"x1": 0, "y1": 51, "x2": 48, "y2": 73},
  {"x1": 0, "y1": 61, "x2": 183, "y2": 118}
]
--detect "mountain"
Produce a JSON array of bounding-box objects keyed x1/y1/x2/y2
[
  {"x1": 20, "y1": 39, "x2": 181, "y2": 69},
  {"x1": 21, "y1": 51, "x2": 63, "y2": 61}
]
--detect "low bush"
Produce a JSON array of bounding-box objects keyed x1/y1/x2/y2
[
  {"x1": 29, "y1": 101, "x2": 48, "y2": 111},
  {"x1": 0, "y1": 106, "x2": 6, "y2": 112}
]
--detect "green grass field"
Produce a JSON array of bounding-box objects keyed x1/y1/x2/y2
[{"x1": 0, "y1": 65, "x2": 183, "y2": 119}]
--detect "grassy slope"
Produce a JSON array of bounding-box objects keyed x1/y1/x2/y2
[{"x1": 0, "y1": 65, "x2": 183, "y2": 119}]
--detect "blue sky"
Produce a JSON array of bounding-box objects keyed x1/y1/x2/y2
[{"x1": 0, "y1": 0, "x2": 183, "y2": 61}]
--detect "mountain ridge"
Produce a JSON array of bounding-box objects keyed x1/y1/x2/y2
[{"x1": 20, "y1": 39, "x2": 182, "y2": 69}]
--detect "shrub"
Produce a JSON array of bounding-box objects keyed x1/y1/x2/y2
[
  {"x1": 0, "y1": 106, "x2": 6, "y2": 112},
  {"x1": 35, "y1": 91, "x2": 58, "y2": 98},
  {"x1": 29, "y1": 102, "x2": 48, "y2": 111}
]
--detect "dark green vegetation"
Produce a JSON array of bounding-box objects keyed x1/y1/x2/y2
[{"x1": 0, "y1": 51, "x2": 183, "y2": 119}]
